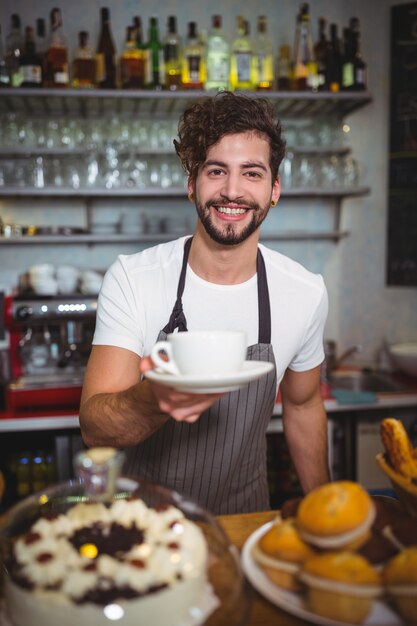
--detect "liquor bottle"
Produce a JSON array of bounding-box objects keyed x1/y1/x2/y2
[
  {"x1": 341, "y1": 27, "x2": 354, "y2": 91},
  {"x1": 292, "y1": 3, "x2": 318, "y2": 91},
  {"x1": 132, "y1": 16, "x2": 146, "y2": 86},
  {"x1": 314, "y1": 17, "x2": 329, "y2": 91},
  {"x1": 5, "y1": 13, "x2": 24, "y2": 87},
  {"x1": 44, "y1": 7, "x2": 69, "y2": 88},
  {"x1": 205, "y1": 15, "x2": 230, "y2": 91},
  {"x1": 163, "y1": 15, "x2": 182, "y2": 91},
  {"x1": 20, "y1": 26, "x2": 43, "y2": 87},
  {"x1": 120, "y1": 26, "x2": 143, "y2": 88},
  {"x1": 253, "y1": 15, "x2": 274, "y2": 90},
  {"x1": 350, "y1": 17, "x2": 367, "y2": 91},
  {"x1": 0, "y1": 24, "x2": 10, "y2": 87},
  {"x1": 36, "y1": 18, "x2": 47, "y2": 71},
  {"x1": 327, "y1": 23, "x2": 342, "y2": 93},
  {"x1": 96, "y1": 7, "x2": 117, "y2": 89},
  {"x1": 276, "y1": 44, "x2": 291, "y2": 90},
  {"x1": 145, "y1": 16, "x2": 164, "y2": 90},
  {"x1": 230, "y1": 16, "x2": 254, "y2": 91},
  {"x1": 72, "y1": 30, "x2": 96, "y2": 88},
  {"x1": 182, "y1": 21, "x2": 205, "y2": 90}
]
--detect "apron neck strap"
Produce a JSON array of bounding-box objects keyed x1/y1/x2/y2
[
  {"x1": 161, "y1": 237, "x2": 192, "y2": 334},
  {"x1": 256, "y1": 248, "x2": 271, "y2": 344},
  {"x1": 163, "y1": 238, "x2": 271, "y2": 344}
]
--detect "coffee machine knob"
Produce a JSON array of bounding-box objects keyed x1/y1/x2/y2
[{"x1": 16, "y1": 305, "x2": 33, "y2": 320}]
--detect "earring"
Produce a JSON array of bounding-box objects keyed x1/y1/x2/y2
[
  {"x1": 270, "y1": 199, "x2": 276, "y2": 207},
  {"x1": 188, "y1": 192, "x2": 194, "y2": 202}
]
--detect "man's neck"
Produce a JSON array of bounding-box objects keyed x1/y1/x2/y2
[{"x1": 188, "y1": 227, "x2": 259, "y2": 285}]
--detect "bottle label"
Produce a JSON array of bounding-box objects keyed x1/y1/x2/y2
[
  {"x1": 11, "y1": 68, "x2": 24, "y2": 87},
  {"x1": 256, "y1": 53, "x2": 273, "y2": 85},
  {"x1": 236, "y1": 52, "x2": 251, "y2": 82},
  {"x1": 164, "y1": 43, "x2": 179, "y2": 63},
  {"x1": 187, "y1": 55, "x2": 201, "y2": 83},
  {"x1": 54, "y1": 67, "x2": 69, "y2": 84},
  {"x1": 22, "y1": 65, "x2": 42, "y2": 84},
  {"x1": 355, "y1": 68, "x2": 366, "y2": 88},
  {"x1": 95, "y1": 52, "x2": 105, "y2": 82},
  {"x1": 207, "y1": 52, "x2": 229, "y2": 82},
  {"x1": 343, "y1": 63, "x2": 354, "y2": 88}
]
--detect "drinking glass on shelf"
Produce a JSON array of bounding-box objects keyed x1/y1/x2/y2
[
  {"x1": 65, "y1": 161, "x2": 82, "y2": 189},
  {"x1": 148, "y1": 157, "x2": 161, "y2": 186},
  {"x1": 294, "y1": 154, "x2": 318, "y2": 188},
  {"x1": 85, "y1": 152, "x2": 100, "y2": 187},
  {"x1": 297, "y1": 122, "x2": 317, "y2": 148},
  {"x1": 49, "y1": 158, "x2": 65, "y2": 187},
  {"x1": 282, "y1": 124, "x2": 298, "y2": 148},
  {"x1": 341, "y1": 155, "x2": 360, "y2": 188},
  {"x1": 46, "y1": 119, "x2": 61, "y2": 148},
  {"x1": 3, "y1": 113, "x2": 20, "y2": 147},
  {"x1": 32, "y1": 156, "x2": 45, "y2": 189},
  {"x1": 279, "y1": 151, "x2": 295, "y2": 189},
  {"x1": 318, "y1": 155, "x2": 342, "y2": 189}
]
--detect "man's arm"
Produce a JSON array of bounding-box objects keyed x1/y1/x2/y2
[
  {"x1": 280, "y1": 365, "x2": 330, "y2": 493},
  {"x1": 79, "y1": 345, "x2": 222, "y2": 448}
]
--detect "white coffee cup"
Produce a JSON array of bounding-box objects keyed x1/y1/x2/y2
[{"x1": 151, "y1": 331, "x2": 247, "y2": 376}]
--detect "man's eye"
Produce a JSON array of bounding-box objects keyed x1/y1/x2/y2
[
  {"x1": 246, "y1": 171, "x2": 261, "y2": 178},
  {"x1": 209, "y1": 169, "x2": 224, "y2": 176}
]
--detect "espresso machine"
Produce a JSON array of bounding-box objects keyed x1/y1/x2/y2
[{"x1": 3, "y1": 293, "x2": 97, "y2": 411}]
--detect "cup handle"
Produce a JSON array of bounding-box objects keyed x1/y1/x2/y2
[{"x1": 150, "y1": 341, "x2": 180, "y2": 376}]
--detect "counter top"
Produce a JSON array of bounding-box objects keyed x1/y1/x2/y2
[{"x1": 1, "y1": 389, "x2": 417, "y2": 432}]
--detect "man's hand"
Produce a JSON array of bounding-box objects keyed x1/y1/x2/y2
[{"x1": 139, "y1": 356, "x2": 224, "y2": 423}]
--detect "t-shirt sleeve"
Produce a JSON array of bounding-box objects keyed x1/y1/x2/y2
[
  {"x1": 92, "y1": 257, "x2": 143, "y2": 356},
  {"x1": 289, "y1": 278, "x2": 329, "y2": 372}
]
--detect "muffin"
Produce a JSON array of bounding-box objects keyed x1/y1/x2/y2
[
  {"x1": 383, "y1": 546, "x2": 417, "y2": 623},
  {"x1": 252, "y1": 516, "x2": 316, "y2": 591},
  {"x1": 299, "y1": 551, "x2": 382, "y2": 624},
  {"x1": 296, "y1": 481, "x2": 376, "y2": 550}
]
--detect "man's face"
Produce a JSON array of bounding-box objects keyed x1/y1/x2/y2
[{"x1": 190, "y1": 131, "x2": 280, "y2": 246}]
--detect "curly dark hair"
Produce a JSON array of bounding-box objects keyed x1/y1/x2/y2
[{"x1": 174, "y1": 91, "x2": 286, "y2": 183}]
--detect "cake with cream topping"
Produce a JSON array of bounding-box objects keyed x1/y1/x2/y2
[{"x1": 4, "y1": 497, "x2": 212, "y2": 626}]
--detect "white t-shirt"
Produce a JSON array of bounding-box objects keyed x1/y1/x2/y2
[{"x1": 93, "y1": 236, "x2": 328, "y2": 386}]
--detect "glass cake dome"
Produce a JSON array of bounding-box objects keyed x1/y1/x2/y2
[{"x1": 0, "y1": 448, "x2": 249, "y2": 626}]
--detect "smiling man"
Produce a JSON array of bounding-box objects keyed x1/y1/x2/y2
[{"x1": 79, "y1": 91, "x2": 330, "y2": 515}]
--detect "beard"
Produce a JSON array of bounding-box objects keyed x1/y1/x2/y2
[{"x1": 195, "y1": 196, "x2": 270, "y2": 246}]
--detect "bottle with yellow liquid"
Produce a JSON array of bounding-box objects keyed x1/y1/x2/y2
[
  {"x1": 182, "y1": 21, "x2": 206, "y2": 89},
  {"x1": 230, "y1": 16, "x2": 255, "y2": 91},
  {"x1": 253, "y1": 15, "x2": 274, "y2": 90}
]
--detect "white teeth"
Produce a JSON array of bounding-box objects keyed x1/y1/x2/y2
[{"x1": 217, "y1": 207, "x2": 246, "y2": 215}]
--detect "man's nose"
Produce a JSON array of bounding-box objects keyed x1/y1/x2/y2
[{"x1": 220, "y1": 173, "x2": 243, "y2": 201}]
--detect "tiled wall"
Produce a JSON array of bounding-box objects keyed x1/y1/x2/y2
[{"x1": 1, "y1": 0, "x2": 416, "y2": 366}]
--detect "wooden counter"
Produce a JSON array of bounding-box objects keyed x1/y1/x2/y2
[{"x1": 217, "y1": 510, "x2": 310, "y2": 626}]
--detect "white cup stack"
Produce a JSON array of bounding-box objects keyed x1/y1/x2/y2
[
  {"x1": 56, "y1": 265, "x2": 80, "y2": 294},
  {"x1": 28, "y1": 264, "x2": 58, "y2": 295},
  {"x1": 80, "y1": 270, "x2": 103, "y2": 295}
]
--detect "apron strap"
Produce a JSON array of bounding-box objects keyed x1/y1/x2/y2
[
  {"x1": 161, "y1": 237, "x2": 193, "y2": 334},
  {"x1": 163, "y1": 238, "x2": 271, "y2": 343},
  {"x1": 257, "y1": 249, "x2": 271, "y2": 344}
]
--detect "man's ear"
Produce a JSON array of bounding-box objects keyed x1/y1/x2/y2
[{"x1": 272, "y1": 176, "x2": 281, "y2": 205}]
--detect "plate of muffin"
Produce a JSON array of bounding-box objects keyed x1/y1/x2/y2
[{"x1": 242, "y1": 476, "x2": 417, "y2": 626}]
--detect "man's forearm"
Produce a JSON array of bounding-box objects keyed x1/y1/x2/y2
[
  {"x1": 283, "y1": 403, "x2": 330, "y2": 493},
  {"x1": 79, "y1": 380, "x2": 169, "y2": 448}
]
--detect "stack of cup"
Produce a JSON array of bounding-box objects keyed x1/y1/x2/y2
[
  {"x1": 80, "y1": 270, "x2": 103, "y2": 295},
  {"x1": 56, "y1": 265, "x2": 79, "y2": 294},
  {"x1": 29, "y1": 264, "x2": 58, "y2": 295}
]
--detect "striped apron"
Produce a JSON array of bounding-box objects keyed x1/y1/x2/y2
[{"x1": 124, "y1": 237, "x2": 277, "y2": 514}]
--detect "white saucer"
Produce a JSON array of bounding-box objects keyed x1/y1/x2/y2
[{"x1": 145, "y1": 360, "x2": 274, "y2": 393}]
